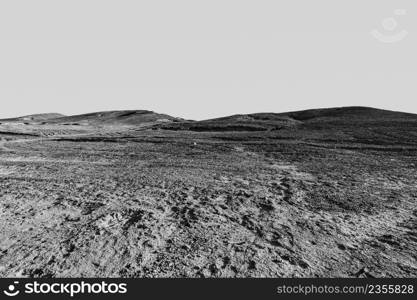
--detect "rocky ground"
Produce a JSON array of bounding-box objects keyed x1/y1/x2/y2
[{"x1": 0, "y1": 108, "x2": 416, "y2": 278}]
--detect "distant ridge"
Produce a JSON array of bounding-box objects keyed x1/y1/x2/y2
[
  {"x1": 1, "y1": 107, "x2": 416, "y2": 128},
  {"x1": 41, "y1": 110, "x2": 180, "y2": 126},
  {"x1": 0, "y1": 110, "x2": 181, "y2": 125},
  {"x1": 0, "y1": 113, "x2": 65, "y2": 122},
  {"x1": 158, "y1": 106, "x2": 417, "y2": 132},
  {"x1": 278, "y1": 106, "x2": 417, "y2": 121}
]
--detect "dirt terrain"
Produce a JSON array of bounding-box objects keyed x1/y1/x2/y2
[{"x1": 0, "y1": 107, "x2": 416, "y2": 278}]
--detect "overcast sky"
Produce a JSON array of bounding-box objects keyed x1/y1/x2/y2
[{"x1": 0, "y1": 0, "x2": 415, "y2": 120}]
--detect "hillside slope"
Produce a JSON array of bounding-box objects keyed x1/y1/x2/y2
[
  {"x1": 1, "y1": 110, "x2": 181, "y2": 126},
  {"x1": 158, "y1": 106, "x2": 417, "y2": 132},
  {"x1": 0, "y1": 113, "x2": 65, "y2": 122},
  {"x1": 280, "y1": 106, "x2": 417, "y2": 121}
]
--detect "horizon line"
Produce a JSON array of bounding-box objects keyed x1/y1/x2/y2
[{"x1": 0, "y1": 105, "x2": 416, "y2": 122}]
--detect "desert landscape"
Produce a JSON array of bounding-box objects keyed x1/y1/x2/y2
[{"x1": 0, "y1": 106, "x2": 416, "y2": 278}]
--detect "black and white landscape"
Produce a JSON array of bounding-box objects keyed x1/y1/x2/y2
[{"x1": 0, "y1": 106, "x2": 416, "y2": 278}]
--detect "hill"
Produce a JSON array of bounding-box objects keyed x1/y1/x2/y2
[
  {"x1": 1, "y1": 110, "x2": 180, "y2": 126},
  {"x1": 158, "y1": 112, "x2": 300, "y2": 132},
  {"x1": 279, "y1": 106, "x2": 416, "y2": 121},
  {"x1": 159, "y1": 107, "x2": 417, "y2": 132},
  {"x1": 50, "y1": 110, "x2": 179, "y2": 125},
  {"x1": 0, "y1": 113, "x2": 65, "y2": 123}
]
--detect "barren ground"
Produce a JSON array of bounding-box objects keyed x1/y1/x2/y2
[{"x1": 0, "y1": 117, "x2": 416, "y2": 278}]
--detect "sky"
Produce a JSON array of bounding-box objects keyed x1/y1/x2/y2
[{"x1": 0, "y1": 0, "x2": 415, "y2": 120}]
